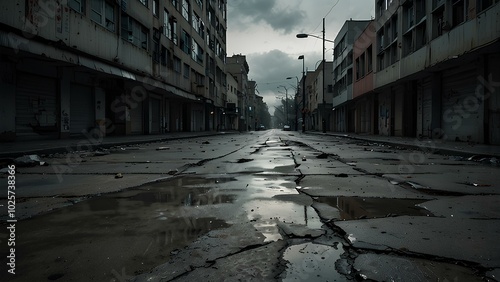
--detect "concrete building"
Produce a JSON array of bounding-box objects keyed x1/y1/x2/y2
[
  {"x1": 226, "y1": 54, "x2": 250, "y2": 131},
  {"x1": 373, "y1": 0, "x2": 500, "y2": 144},
  {"x1": 297, "y1": 71, "x2": 315, "y2": 131},
  {"x1": 225, "y1": 73, "x2": 239, "y2": 130},
  {"x1": 308, "y1": 60, "x2": 333, "y2": 131},
  {"x1": 0, "y1": 0, "x2": 227, "y2": 141},
  {"x1": 332, "y1": 20, "x2": 372, "y2": 132},
  {"x1": 352, "y1": 21, "x2": 377, "y2": 134}
]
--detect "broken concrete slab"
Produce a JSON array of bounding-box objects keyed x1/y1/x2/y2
[
  {"x1": 277, "y1": 221, "x2": 325, "y2": 238},
  {"x1": 172, "y1": 240, "x2": 287, "y2": 282},
  {"x1": 299, "y1": 175, "x2": 434, "y2": 199},
  {"x1": 417, "y1": 195, "x2": 500, "y2": 219},
  {"x1": 280, "y1": 241, "x2": 348, "y2": 281},
  {"x1": 133, "y1": 224, "x2": 273, "y2": 282},
  {"x1": 335, "y1": 216, "x2": 500, "y2": 268},
  {"x1": 354, "y1": 253, "x2": 482, "y2": 281},
  {"x1": 14, "y1": 154, "x2": 45, "y2": 167},
  {"x1": 311, "y1": 202, "x2": 341, "y2": 221}
]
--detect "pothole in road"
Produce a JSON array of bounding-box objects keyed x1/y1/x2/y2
[
  {"x1": 280, "y1": 241, "x2": 347, "y2": 281},
  {"x1": 236, "y1": 158, "x2": 254, "y2": 163},
  {"x1": 315, "y1": 197, "x2": 433, "y2": 220}
]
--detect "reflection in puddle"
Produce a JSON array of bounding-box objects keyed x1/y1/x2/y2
[
  {"x1": 316, "y1": 197, "x2": 432, "y2": 220},
  {"x1": 281, "y1": 242, "x2": 346, "y2": 281},
  {"x1": 11, "y1": 176, "x2": 233, "y2": 282},
  {"x1": 246, "y1": 200, "x2": 323, "y2": 242}
]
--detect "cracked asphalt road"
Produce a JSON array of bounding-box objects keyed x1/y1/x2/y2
[{"x1": 1, "y1": 129, "x2": 500, "y2": 281}]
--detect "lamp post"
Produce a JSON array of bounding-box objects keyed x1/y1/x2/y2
[
  {"x1": 297, "y1": 55, "x2": 305, "y2": 133},
  {"x1": 286, "y1": 76, "x2": 299, "y2": 131},
  {"x1": 297, "y1": 18, "x2": 334, "y2": 133},
  {"x1": 277, "y1": 85, "x2": 289, "y2": 127}
]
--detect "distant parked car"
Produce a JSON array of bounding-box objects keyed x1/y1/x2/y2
[
  {"x1": 258, "y1": 125, "x2": 266, "y2": 130},
  {"x1": 283, "y1": 125, "x2": 291, "y2": 131}
]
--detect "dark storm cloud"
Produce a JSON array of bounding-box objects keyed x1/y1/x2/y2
[
  {"x1": 228, "y1": 0, "x2": 306, "y2": 34},
  {"x1": 244, "y1": 49, "x2": 311, "y2": 112},
  {"x1": 247, "y1": 49, "x2": 299, "y2": 85}
]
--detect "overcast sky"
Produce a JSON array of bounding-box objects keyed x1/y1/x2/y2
[{"x1": 227, "y1": 0, "x2": 375, "y2": 114}]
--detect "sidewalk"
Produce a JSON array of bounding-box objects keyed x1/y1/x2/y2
[
  {"x1": 308, "y1": 131, "x2": 500, "y2": 159},
  {"x1": 0, "y1": 131, "x2": 239, "y2": 158}
]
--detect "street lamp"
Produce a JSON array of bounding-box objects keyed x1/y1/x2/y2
[
  {"x1": 297, "y1": 18, "x2": 333, "y2": 133},
  {"x1": 298, "y1": 55, "x2": 305, "y2": 133},
  {"x1": 286, "y1": 76, "x2": 299, "y2": 131},
  {"x1": 277, "y1": 85, "x2": 289, "y2": 127}
]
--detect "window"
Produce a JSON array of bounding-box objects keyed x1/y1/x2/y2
[
  {"x1": 90, "y1": 0, "x2": 115, "y2": 32},
  {"x1": 377, "y1": 53, "x2": 385, "y2": 71},
  {"x1": 183, "y1": 63, "x2": 190, "y2": 78},
  {"x1": 164, "y1": 9, "x2": 177, "y2": 44},
  {"x1": 68, "y1": 0, "x2": 85, "y2": 13},
  {"x1": 182, "y1": 0, "x2": 190, "y2": 21},
  {"x1": 153, "y1": 29, "x2": 160, "y2": 62},
  {"x1": 152, "y1": 0, "x2": 158, "y2": 16},
  {"x1": 404, "y1": 3, "x2": 414, "y2": 31},
  {"x1": 139, "y1": 0, "x2": 147, "y2": 6},
  {"x1": 195, "y1": 0, "x2": 203, "y2": 9},
  {"x1": 171, "y1": 0, "x2": 178, "y2": 10},
  {"x1": 432, "y1": 5, "x2": 446, "y2": 39},
  {"x1": 452, "y1": 0, "x2": 467, "y2": 27},
  {"x1": 215, "y1": 40, "x2": 220, "y2": 56},
  {"x1": 355, "y1": 58, "x2": 360, "y2": 80},
  {"x1": 478, "y1": 0, "x2": 494, "y2": 13},
  {"x1": 392, "y1": 15, "x2": 398, "y2": 40},
  {"x1": 163, "y1": 9, "x2": 170, "y2": 38},
  {"x1": 192, "y1": 11, "x2": 200, "y2": 34},
  {"x1": 160, "y1": 46, "x2": 167, "y2": 66},
  {"x1": 367, "y1": 45, "x2": 373, "y2": 72},
  {"x1": 360, "y1": 53, "x2": 366, "y2": 78},
  {"x1": 416, "y1": 0, "x2": 426, "y2": 22},
  {"x1": 173, "y1": 56, "x2": 181, "y2": 73},
  {"x1": 378, "y1": 30, "x2": 385, "y2": 52},
  {"x1": 192, "y1": 40, "x2": 204, "y2": 64},
  {"x1": 181, "y1": 30, "x2": 191, "y2": 54},
  {"x1": 121, "y1": 14, "x2": 149, "y2": 50}
]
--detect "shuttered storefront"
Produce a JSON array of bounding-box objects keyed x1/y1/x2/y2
[
  {"x1": 488, "y1": 54, "x2": 500, "y2": 145},
  {"x1": 417, "y1": 77, "x2": 432, "y2": 137},
  {"x1": 130, "y1": 101, "x2": 143, "y2": 134},
  {"x1": 442, "y1": 65, "x2": 482, "y2": 142},
  {"x1": 16, "y1": 73, "x2": 57, "y2": 140},
  {"x1": 70, "y1": 83, "x2": 94, "y2": 135},
  {"x1": 150, "y1": 98, "x2": 160, "y2": 134}
]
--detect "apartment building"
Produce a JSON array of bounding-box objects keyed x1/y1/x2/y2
[
  {"x1": 225, "y1": 73, "x2": 239, "y2": 130},
  {"x1": 307, "y1": 61, "x2": 333, "y2": 131},
  {"x1": 374, "y1": 0, "x2": 500, "y2": 143},
  {"x1": 332, "y1": 20, "x2": 371, "y2": 132},
  {"x1": 226, "y1": 54, "x2": 250, "y2": 131},
  {"x1": 352, "y1": 21, "x2": 377, "y2": 134},
  {"x1": 298, "y1": 71, "x2": 316, "y2": 131},
  {"x1": 0, "y1": 0, "x2": 227, "y2": 141}
]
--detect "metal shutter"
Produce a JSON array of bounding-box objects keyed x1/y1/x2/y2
[
  {"x1": 442, "y1": 65, "x2": 482, "y2": 142},
  {"x1": 70, "y1": 83, "x2": 94, "y2": 135},
  {"x1": 16, "y1": 73, "x2": 57, "y2": 140}
]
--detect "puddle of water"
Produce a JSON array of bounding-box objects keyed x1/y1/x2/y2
[
  {"x1": 246, "y1": 199, "x2": 323, "y2": 242},
  {"x1": 10, "y1": 176, "x2": 233, "y2": 282},
  {"x1": 316, "y1": 197, "x2": 432, "y2": 220},
  {"x1": 281, "y1": 242, "x2": 347, "y2": 281}
]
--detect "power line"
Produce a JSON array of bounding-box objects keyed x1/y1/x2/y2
[{"x1": 312, "y1": 0, "x2": 340, "y2": 32}]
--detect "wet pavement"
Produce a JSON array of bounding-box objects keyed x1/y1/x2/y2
[{"x1": 1, "y1": 129, "x2": 500, "y2": 281}]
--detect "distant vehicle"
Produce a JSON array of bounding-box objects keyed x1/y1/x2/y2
[
  {"x1": 259, "y1": 125, "x2": 266, "y2": 130},
  {"x1": 283, "y1": 125, "x2": 291, "y2": 131}
]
